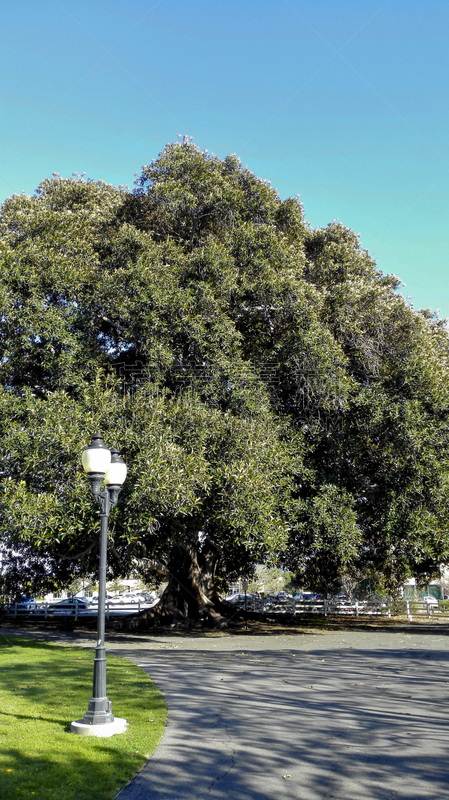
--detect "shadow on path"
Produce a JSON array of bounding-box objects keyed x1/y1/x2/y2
[{"x1": 115, "y1": 639, "x2": 449, "y2": 800}]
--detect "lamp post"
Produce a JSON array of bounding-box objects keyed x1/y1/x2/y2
[{"x1": 71, "y1": 433, "x2": 128, "y2": 737}]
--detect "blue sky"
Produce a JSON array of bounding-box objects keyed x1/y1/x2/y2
[{"x1": 1, "y1": 0, "x2": 448, "y2": 317}]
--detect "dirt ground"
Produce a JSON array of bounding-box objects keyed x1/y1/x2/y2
[{"x1": 3, "y1": 609, "x2": 448, "y2": 641}]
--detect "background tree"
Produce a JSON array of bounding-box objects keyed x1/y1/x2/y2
[{"x1": 247, "y1": 565, "x2": 296, "y2": 595}]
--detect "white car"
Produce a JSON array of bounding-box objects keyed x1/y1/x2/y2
[
  {"x1": 88, "y1": 595, "x2": 114, "y2": 606},
  {"x1": 115, "y1": 593, "x2": 147, "y2": 604},
  {"x1": 422, "y1": 595, "x2": 439, "y2": 606}
]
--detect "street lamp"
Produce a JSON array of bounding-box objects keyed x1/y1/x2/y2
[{"x1": 71, "y1": 433, "x2": 128, "y2": 737}]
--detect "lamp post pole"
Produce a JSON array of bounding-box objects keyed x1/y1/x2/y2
[
  {"x1": 71, "y1": 435, "x2": 128, "y2": 737},
  {"x1": 84, "y1": 486, "x2": 113, "y2": 725}
]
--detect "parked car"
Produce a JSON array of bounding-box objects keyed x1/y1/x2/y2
[
  {"x1": 113, "y1": 593, "x2": 147, "y2": 604},
  {"x1": 328, "y1": 594, "x2": 351, "y2": 605},
  {"x1": 88, "y1": 594, "x2": 114, "y2": 605},
  {"x1": 263, "y1": 595, "x2": 280, "y2": 608},
  {"x1": 49, "y1": 598, "x2": 89, "y2": 615},
  {"x1": 7, "y1": 597, "x2": 36, "y2": 613},
  {"x1": 142, "y1": 592, "x2": 158, "y2": 603},
  {"x1": 421, "y1": 595, "x2": 439, "y2": 606}
]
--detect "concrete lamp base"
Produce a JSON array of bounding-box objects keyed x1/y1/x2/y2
[{"x1": 71, "y1": 717, "x2": 128, "y2": 737}]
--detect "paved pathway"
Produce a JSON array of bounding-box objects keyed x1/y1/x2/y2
[
  {"x1": 109, "y1": 625, "x2": 449, "y2": 800},
  {"x1": 6, "y1": 624, "x2": 449, "y2": 798}
]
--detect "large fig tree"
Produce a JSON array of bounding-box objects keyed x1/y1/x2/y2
[{"x1": 1, "y1": 140, "x2": 448, "y2": 618}]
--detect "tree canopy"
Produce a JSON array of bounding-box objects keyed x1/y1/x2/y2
[{"x1": 1, "y1": 139, "x2": 448, "y2": 615}]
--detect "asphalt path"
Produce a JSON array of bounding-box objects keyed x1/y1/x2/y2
[
  {"x1": 111, "y1": 626, "x2": 449, "y2": 800},
  {"x1": 5, "y1": 623, "x2": 449, "y2": 799}
]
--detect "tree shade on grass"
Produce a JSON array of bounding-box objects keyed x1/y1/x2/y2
[{"x1": 0, "y1": 635, "x2": 167, "y2": 800}]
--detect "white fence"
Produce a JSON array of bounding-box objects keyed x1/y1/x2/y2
[
  {"x1": 4, "y1": 596, "x2": 444, "y2": 622},
  {"x1": 227, "y1": 595, "x2": 444, "y2": 620},
  {"x1": 5, "y1": 600, "x2": 157, "y2": 621}
]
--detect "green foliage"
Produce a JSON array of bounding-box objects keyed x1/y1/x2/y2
[
  {"x1": 134, "y1": 138, "x2": 301, "y2": 247},
  {"x1": 1, "y1": 139, "x2": 449, "y2": 600},
  {"x1": 247, "y1": 565, "x2": 296, "y2": 595},
  {"x1": 287, "y1": 485, "x2": 361, "y2": 594}
]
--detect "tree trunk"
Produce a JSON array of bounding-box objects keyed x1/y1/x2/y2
[{"x1": 126, "y1": 539, "x2": 230, "y2": 630}]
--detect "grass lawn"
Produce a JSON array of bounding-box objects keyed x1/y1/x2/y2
[{"x1": 0, "y1": 634, "x2": 167, "y2": 800}]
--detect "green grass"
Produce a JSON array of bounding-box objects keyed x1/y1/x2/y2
[{"x1": 0, "y1": 635, "x2": 167, "y2": 800}]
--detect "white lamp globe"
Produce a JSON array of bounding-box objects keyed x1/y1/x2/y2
[
  {"x1": 82, "y1": 434, "x2": 111, "y2": 475},
  {"x1": 104, "y1": 448, "x2": 127, "y2": 486}
]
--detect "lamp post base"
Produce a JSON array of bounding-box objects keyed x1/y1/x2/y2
[
  {"x1": 70, "y1": 717, "x2": 128, "y2": 737},
  {"x1": 82, "y1": 693, "x2": 114, "y2": 726}
]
